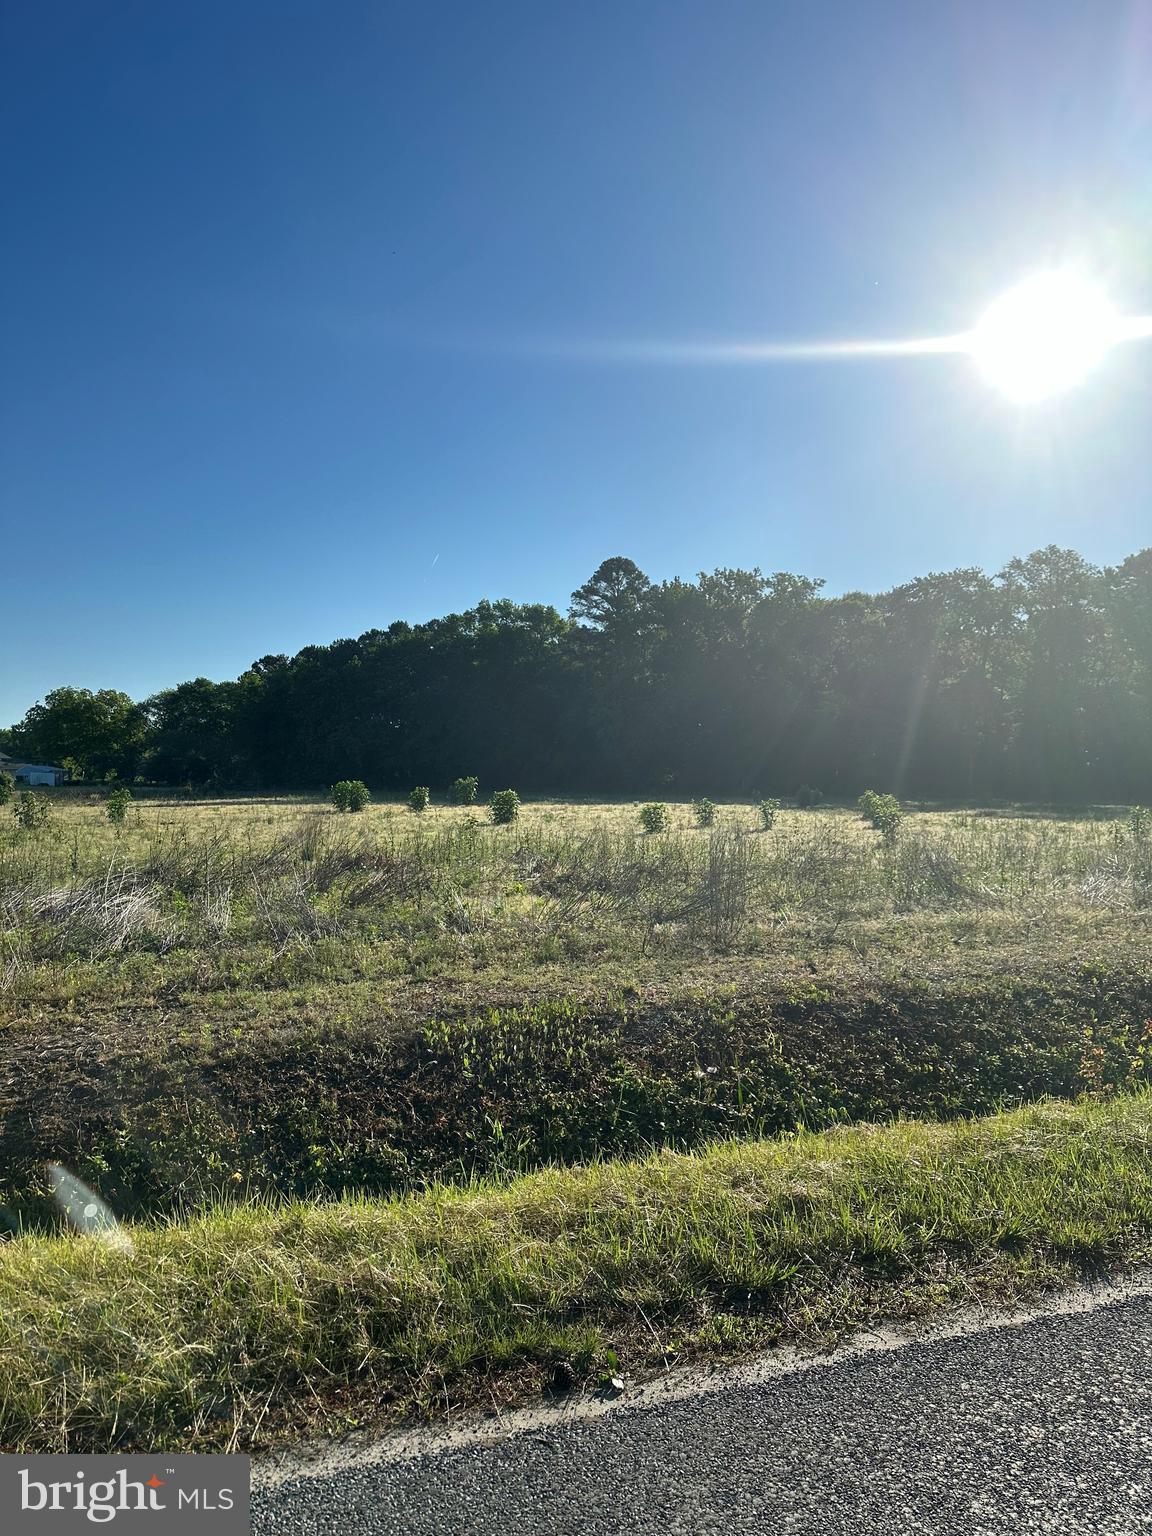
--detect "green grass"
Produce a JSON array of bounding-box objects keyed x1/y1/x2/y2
[
  {"x1": 3, "y1": 792, "x2": 1151, "y2": 1225},
  {"x1": 4, "y1": 952, "x2": 1152, "y2": 1227},
  {"x1": 4, "y1": 793, "x2": 1150, "y2": 1036},
  {"x1": 4, "y1": 1093, "x2": 1152, "y2": 1454},
  {"x1": 4, "y1": 793, "x2": 1150, "y2": 1453}
]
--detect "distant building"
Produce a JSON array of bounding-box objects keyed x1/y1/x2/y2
[{"x1": 0, "y1": 752, "x2": 68, "y2": 787}]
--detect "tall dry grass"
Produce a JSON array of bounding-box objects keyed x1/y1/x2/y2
[{"x1": 1, "y1": 797, "x2": 1148, "y2": 986}]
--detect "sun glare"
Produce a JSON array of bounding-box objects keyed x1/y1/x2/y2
[{"x1": 969, "y1": 272, "x2": 1120, "y2": 402}]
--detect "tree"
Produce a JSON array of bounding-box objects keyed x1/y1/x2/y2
[
  {"x1": 997, "y1": 547, "x2": 1108, "y2": 799},
  {"x1": 4, "y1": 546, "x2": 1150, "y2": 803},
  {"x1": 569, "y1": 557, "x2": 652, "y2": 631},
  {"x1": 9, "y1": 687, "x2": 146, "y2": 780},
  {"x1": 142, "y1": 679, "x2": 245, "y2": 785},
  {"x1": 331, "y1": 779, "x2": 370, "y2": 812}
]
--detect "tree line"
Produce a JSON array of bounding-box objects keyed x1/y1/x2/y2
[{"x1": 4, "y1": 545, "x2": 1151, "y2": 802}]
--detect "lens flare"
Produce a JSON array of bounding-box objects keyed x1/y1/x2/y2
[
  {"x1": 48, "y1": 1163, "x2": 133, "y2": 1251},
  {"x1": 968, "y1": 273, "x2": 1120, "y2": 401},
  {"x1": 523, "y1": 274, "x2": 1150, "y2": 403}
]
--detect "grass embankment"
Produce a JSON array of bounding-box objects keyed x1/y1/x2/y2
[
  {"x1": 4, "y1": 956, "x2": 1152, "y2": 1225},
  {"x1": 4, "y1": 1094, "x2": 1152, "y2": 1454}
]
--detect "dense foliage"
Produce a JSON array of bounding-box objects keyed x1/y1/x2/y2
[
  {"x1": 488, "y1": 788, "x2": 521, "y2": 824},
  {"x1": 104, "y1": 787, "x2": 132, "y2": 826},
  {"x1": 329, "y1": 779, "x2": 370, "y2": 812},
  {"x1": 450, "y1": 775, "x2": 479, "y2": 805},
  {"x1": 639, "y1": 802, "x2": 671, "y2": 832},
  {"x1": 7, "y1": 545, "x2": 1152, "y2": 799}
]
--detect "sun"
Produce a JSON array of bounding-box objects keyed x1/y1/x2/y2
[{"x1": 969, "y1": 272, "x2": 1120, "y2": 402}]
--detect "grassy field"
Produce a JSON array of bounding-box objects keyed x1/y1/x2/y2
[
  {"x1": 4, "y1": 1093, "x2": 1152, "y2": 1453},
  {"x1": 4, "y1": 790, "x2": 1150, "y2": 1029},
  {"x1": 1, "y1": 791, "x2": 1150, "y2": 1225},
  {"x1": 1, "y1": 790, "x2": 1151, "y2": 1452}
]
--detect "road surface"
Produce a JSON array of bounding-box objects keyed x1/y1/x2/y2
[{"x1": 253, "y1": 1284, "x2": 1152, "y2": 1535}]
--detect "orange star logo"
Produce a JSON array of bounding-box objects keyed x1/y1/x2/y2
[{"x1": 146, "y1": 1475, "x2": 165, "y2": 1489}]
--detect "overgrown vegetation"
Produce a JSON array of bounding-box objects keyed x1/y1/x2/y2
[
  {"x1": 2, "y1": 792, "x2": 1152, "y2": 1222},
  {"x1": 105, "y1": 787, "x2": 132, "y2": 827},
  {"x1": 4, "y1": 955, "x2": 1151, "y2": 1229},
  {"x1": 5, "y1": 1094, "x2": 1152, "y2": 1453},
  {"x1": 488, "y1": 788, "x2": 520, "y2": 825},
  {"x1": 7, "y1": 547, "x2": 1152, "y2": 802},
  {"x1": 330, "y1": 779, "x2": 370, "y2": 813},
  {"x1": 1, "y1": 789, "x2": 1151, "y2": 1455},
  {"x1": 11, "y1": 792, "x2": 51, "y2": 831},
  {"x1": 4, "y1": 795, "x2": 1151, "y2": 1029},
  {"x1": 859, "y1": 789, "x2": 904, "y2": 841},
  {"x1": 640, "y1": 802, "x2": 671, "y2": 833},
  {"x1": 2, "y1": 794, "x2": 1152, "y2": 1226}
]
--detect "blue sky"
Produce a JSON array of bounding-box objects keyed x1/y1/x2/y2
[{"x1": 3, "y1": 0, "x2": 1150, "y2": 724}]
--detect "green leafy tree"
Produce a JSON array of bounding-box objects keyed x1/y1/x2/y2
[
  {"x1": 859, "y1": 789, "x2": 903, "y2": 839},
  {"x1": 0, "y1": 770, "x2": 13, "y2": 806},
  {"x1": 639, "y1": 802, "x2": 670, "y2": 833},
  {"x1": 489, "y1": 789, "x2": 520, "y2": 825},
  {"x1": 408, "y1": 785, "x2": 430, "y2": 812},
  {"x1": 331, "y1": 779, "x2": 370, "y2": 812},
  {"x1": 10, "y1": 687, "x2": 147, "y2": 781},
  {"x1": 143, "y1": 677, "x2": 251, "y2": 785},
  {"x1": 569, "y1": 557, "x2": 652, "y2": 632},
  {"x1": 450, "y1": 776, "x2": 479, "y2": 805},
  {"x1": 6, "y1": 544, "x2": 1151, "y2": 804},
  {"x1": 692, "y1": 798, "x2": 716, "y2": 828}
]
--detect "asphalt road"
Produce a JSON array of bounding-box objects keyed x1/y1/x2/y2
[{"x1": 253, "y1": 1289, "x2": 1152, "y2": 1535}]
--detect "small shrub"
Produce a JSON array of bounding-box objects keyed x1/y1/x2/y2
[
  {"x1": 758, "y1": 797, "x2": 781, "y2": 830},
  {"x1": 106, "y1": 787, "x2": 132, "y2": 826},
  {"x1": 1130, "y1": 806, "x2": 1151, "y2": 841},
  {"x1": 876, "y1": 807, "x2": 903, "y2": 842},
  {"x1": 858, "y1": 789, "x2": 881, "y2": 822},
  {"x1": 0, "y1": 770, "x2": 13, "y2": 806},
  {"x1": 489, "y1": 789, "x2": 521, "y2": 825},
  {"x1": 858, "y1": 790, "x2": 903, "y2": 839},
  {"x1": 450, "y1": 776, "x2": 479, "y2": 805},
  {"x1": 408, "y1": 786, "x2": 430, "y2": 813},
  {"x1": 794, "y1": 784, "x2": 824, "y2": 809},
  {"x1": 693, "y1": 798, "x2": 717, "y2": 829},
  {"x1": 12, "y1": 791, "x2": 51, "y2": 831},
  {"x1": 639, "y1": 802, "x2": 671, "y2": 833},
  {"x1": 330, "y1": 779, "x2": 370, "y2": 813}
]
